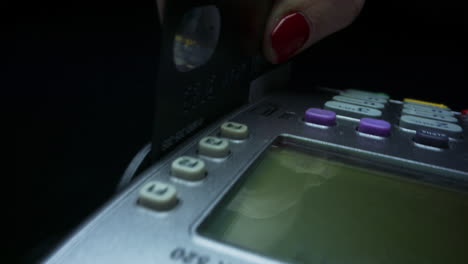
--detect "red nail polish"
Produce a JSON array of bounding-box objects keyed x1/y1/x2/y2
[{"x1": 270, "y1": 12, "x2": 310, "y2": 63}]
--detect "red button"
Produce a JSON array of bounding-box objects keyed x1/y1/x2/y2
[{"x1": 461, "y1": 109, "x2": 468, "y2": 116}]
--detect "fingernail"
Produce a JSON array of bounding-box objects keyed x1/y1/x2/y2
[{"x1": 270, "y1": 12, "x2": 310, "y2": 63}]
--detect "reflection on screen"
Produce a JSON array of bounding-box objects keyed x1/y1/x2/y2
[{"x1": 198, "y1": 144, "x2": 468, "y2": 264}]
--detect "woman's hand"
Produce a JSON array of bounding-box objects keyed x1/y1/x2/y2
[
  {"x1": 157, "y1": 0, "x2": 365, "y2": 64},
  {"x1": 263, "y1": 0, "x2": 365, "y2": 64}
]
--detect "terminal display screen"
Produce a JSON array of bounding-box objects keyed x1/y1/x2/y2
[{"x1": 198, "y1": 142, "x2": 468, "y2": 263}]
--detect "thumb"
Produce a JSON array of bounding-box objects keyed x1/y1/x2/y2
[{"x1": 264, "y1": 0, "x2": 365, "y2": 64}]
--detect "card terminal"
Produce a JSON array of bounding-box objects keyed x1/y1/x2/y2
[{"x1": 42, "y1": 1, "x2": 468, "y2": 263}]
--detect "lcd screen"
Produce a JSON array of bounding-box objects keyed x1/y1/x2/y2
[{"x1": 198, "y1": 141, "x2": 468, "y2": 263}]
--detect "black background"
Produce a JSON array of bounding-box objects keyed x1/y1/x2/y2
[
  {"x1": 10, "y1": 0, "x2": 467, "y2": 263},
  {"x1": 11, "y1": 0, "x2": 160, "y2": 262},
  {"x1": 293, "y1": 1, "x2": 467, "y2": 110}
]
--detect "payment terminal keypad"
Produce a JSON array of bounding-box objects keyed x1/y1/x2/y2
[
  {"x1": 44, "y1": 88, "x2": 467, "y2": 264},
  {"x1": 141, "y1": 88, "x2": 465, "y2": 214},
  {"x1": 318, "y1": 88, "x2": 464, "y2": 144}
]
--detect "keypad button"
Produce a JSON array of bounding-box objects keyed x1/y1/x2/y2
[
  {"x1": 220, "y1": 122, "x2": 249, "y2": 140},
  {"x1": 343, "y1": 89, "x2": 390, "y2": 99},
  {"x1": 325, "y1": 101, "x2": 382, "y2": 118},
  {"x1": 402, "y1": 108, "x2": 458, "y2": 123},
  {"x1": 403, "y1": 104, "x2": 454, "y2": 116},
  {"x1": 198, "y1": 136, "x2": 230, "y2": 157},
  {"x1": 304, "y1": 108, "x2": 336, "y2": 126},
  {"x1": 399, "y1": 115, "x2": 463, "y2": 138},
  {"x1": 414, "y1": 129, "x2": 449, "y2": 149},
  {"x1": 358, "y1": 118, "x2": 391, "y2": 137},
  {"x1": 333, "y1": 95, "x2": 385, "y2": 109},
  {"x1": 138, "y1": 181, "x2": 178, "y2": 211},
  {"x1": 340, "y1": 92, "x2": 388, "y2": 104},
  {"x1": 171, "y1": 156, "x2": 206, "y2": 181}
]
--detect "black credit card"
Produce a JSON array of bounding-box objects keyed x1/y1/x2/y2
[{"x1": 152, "y1": 0, "x2": 275, "y2": 160}]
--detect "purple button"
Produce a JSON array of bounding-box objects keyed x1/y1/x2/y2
[
  {"x1": 304, "y1": 108, "x2": 336, "y2": 126},
  {"x1": 358, "y1": 118, "x2": 391, "y2": 137}
]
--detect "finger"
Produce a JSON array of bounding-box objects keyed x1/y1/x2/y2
[{"x1": 264, "y1": 0, "x2": 365, "y2": 64}]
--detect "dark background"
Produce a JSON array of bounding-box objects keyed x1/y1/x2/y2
[
  {"x1": 10, "y1": 0, "x2": 467, "y2": 263},
  {"x1": 292, "y1": 1, "x2": 467, "y2": 110},
  {"x1": 11, "y1": 0, "x2": 160, "y2": 262}
]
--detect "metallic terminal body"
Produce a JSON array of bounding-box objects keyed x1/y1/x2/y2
[{"x1": 43, "y1": 89, "x2": 468, "y2": 264}]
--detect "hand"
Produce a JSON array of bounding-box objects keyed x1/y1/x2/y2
[
  {"x1": 263, "y1": 0, "x2": 365, "y2": 64},
  {"x1": 157, "y1": 0, "x2": 365, "y2": 64}
]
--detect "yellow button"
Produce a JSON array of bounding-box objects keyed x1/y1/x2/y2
[{"x1": 403, "y1": 98, "x2": 447, "y2": 108}]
